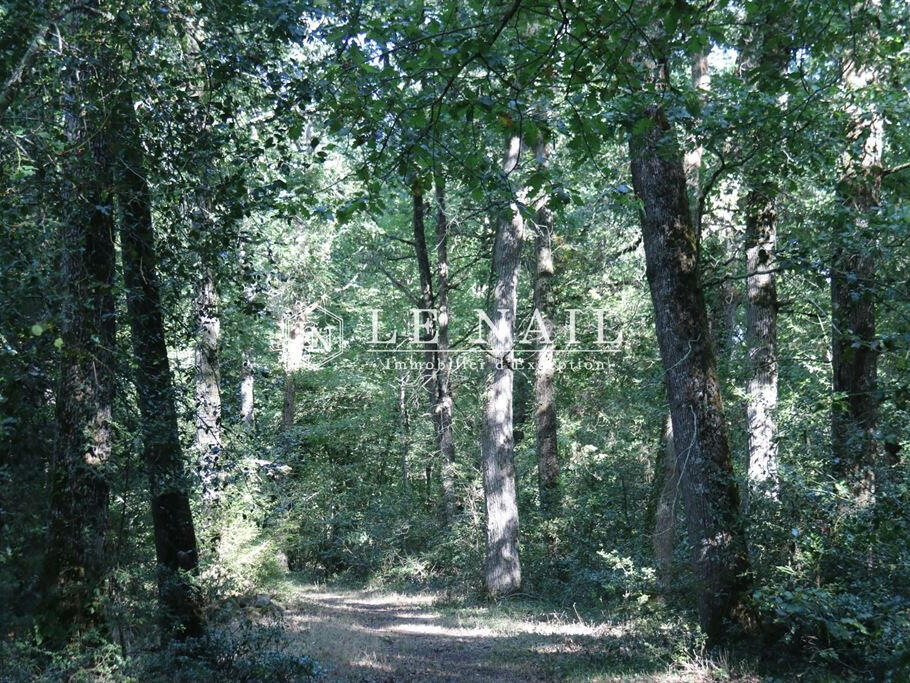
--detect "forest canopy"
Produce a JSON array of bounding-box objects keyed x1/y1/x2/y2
[{"x1": 1, "y1": 0, "x2": 909, "y2": 680}]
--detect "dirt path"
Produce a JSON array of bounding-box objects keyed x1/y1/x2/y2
[{"x1": 283, "y1": 584, "x2": 624, "y2": 682}]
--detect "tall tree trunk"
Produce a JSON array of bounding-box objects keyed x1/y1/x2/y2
[
  {"x1": 195, "y1": 268, "x2": 222, "y2": 504},
  {"x1": 39, "y1": 33, "x2": 115, "y2": 631},
  {"x1": 399, "y1": 374, "x2": 410, "y2": 492},
  {"x1": 240, "y1": 350, "x2": 255, "y2": 430},
  {"x1": 411, "y1": 187, "x2": 438, "y2": 418},
  {"x1": 114, "y1": 94, "x2": 202, "y2": 638},
  {"x1": 532, "y1": 137, "x2": 560, "y2": 516},
  {"x1": 629, "y1": 98, "x2": 750, "y2": 641},
  {"x1": 831, "y1": 59, "x2": 882, "y2": 499},
  {"x1": 412, "y1": 184, "x2": 458, "y2": 521},
  {"x1": 744, "y1": 186, "x2": 779, "y2": 497},
  {"x1": 740, "y1": 10, "x2": 789, "y2": 501},
  {"x1": 183, "y1": 17, "x2": 223, "y2": 497},
  {"x1": 434, "y1": 176, "x2": 458, "y2": 523},
  {"x1": 649, "y1": 51, "x2": 708, "y2": 583},
  {"x1": 481, "y1": 134, "x2": 523, "y2": 596}
]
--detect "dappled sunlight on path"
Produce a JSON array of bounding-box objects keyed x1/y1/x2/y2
[{"x1": 282, "y1": 583, "x2": 677, "y2": 682}]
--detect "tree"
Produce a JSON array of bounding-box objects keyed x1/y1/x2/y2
[
  {"x1": 739, "y1": 4, "x2": 791, "y2": 501},
  {"x1": 650, "y1": 51, "x2": 709, "y2": 575},
  {"x1": 38, "y1": 12, "x2": 115, "y2": 633},
  {"x1": 114, "y1": 90, "x2": 203, "y2": 638},
  {"x1": 629, "y1": 70, "x2": 750, "y2": 639},
  {"x1": 240, "y1": 350, "x2": 255, "y2": 430},
  {"x1": 182, "y1": 18, "x2": 224, "y2": 505},
  {"x1": 744, "y1": 185, "x2": 780, "y2": 498},
  {"x1": 434, "y1": 175, "x2": 458, "y2": 523},
  {"x1": 195, "y1": 268, "x2": 223, "y2": 504},
  {"x1": 398, "y1": 372, "x2": 410, "y2": 491},
  {"x1": 831, "y1": 34, "x2": 884, "y2": 499},
  {"x1": 481, "y1": 134, "x2": 524, "y2": 596},
  {"x1": 410, "y1": 182, "x2": 452, "y2": 517},
  {"x1": 531, "y1": 135, "x2": 560, "y2": 516}
]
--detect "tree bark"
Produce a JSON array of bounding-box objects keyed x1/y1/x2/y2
[
  {"x1": 629, "y1": 100, "x2": 750, "y2": 641},
  {"x1": 240, "y1": 350, "x2": 255, "y2": 430},
  {"x1": 183, "y1": 17, "x2": 224, "y2": 499},
  {"x1": 651, "y1": 415, "x2": 677, "y2": 586},
  {"x1": 114, "y1": 93, "x2": 202, "y2": 639},
  {"x1": 649, "y1": 51, "x2": 708, "y2": 584},
  {"x1": 412, "y1": 183, "x2": 458, "y2": 522},
  {"x1": 411, "y1": 187, "x2": 439, "y2": 433},
  {"x1": 831, "y1": 59, "x2": 882, "y2": 499},
  {"x1": 739, "y1": 10, "x2": 790, "y2": 502},
  {"x1": 281, "y1": 372, "x2": 297, "y2": 431},
  {"x1": 399, "y1": 374, "x2": 410, "y2": 492},
  {"x1": 39, "y1": 31, "x2": 115, "y2": 631},
  {"x1": 281, "y1": 310, "x2": 304, "y2": 432},
  {"x1": 411, "y1": 186, "x2": 439, "y2": 474},
  {"x1": 195, "y1": 268, "x2": 222, "y2": 504},
  {"x1": 434, "y1": 176, "x2": 458, "y2": 523},
  {"x1": 532, "y1": 137, "x2": 560, "y2": 516},
  {"x1": 744, "y1": 186, "x2": 780, "y2": 497},
  {"x1": 481, "y1": 134, "x2": 523, "y2": 596}
]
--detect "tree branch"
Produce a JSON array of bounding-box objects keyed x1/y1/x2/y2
[
  {"x1": 0, "y1": 3, "x2": 89, "y2": 122},
  {"x1": 882, "y1": 161, "x2": 910, "y2": 178}
]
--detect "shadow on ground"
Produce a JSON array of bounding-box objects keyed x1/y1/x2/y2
[{"x1": 282, "y1": 580, "x2": 681, "y2": 682}]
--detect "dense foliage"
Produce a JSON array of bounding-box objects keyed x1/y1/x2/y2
[{"x1": 1, "y1": 0, "x2": 908, "y2": 680}]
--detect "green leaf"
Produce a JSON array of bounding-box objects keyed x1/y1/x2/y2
[{"x1": 632, "y1": 117, "x2": 654, "y2": 136}]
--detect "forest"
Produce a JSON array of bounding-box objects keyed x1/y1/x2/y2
[{"x1": 1, "y1": 0, "x2": 909, "y2": 680}]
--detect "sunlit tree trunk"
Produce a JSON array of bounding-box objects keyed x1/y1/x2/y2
[
  {"x1": 651, "y1": 415, "x2": 677, "y2": 586},
  {"x1": 281, "y1": 311, "x2": 304, "y2": 432},
  {"x1": 744, "y1": 186, "x2": 779, "y2": 497},
  {"x1": 39, "y1": 30, "x2": 115, "y2": 630},
  {"x1": 532, "y1": 137, "x2": 560, "y2": 516},
  {"x1": 240, "y1": 350, "x2": 255, "y2": 430},
  {"x1": 115, "y1": 93, "x2": 202, "y2": 638},
  {"x1": 434, "y1": 176, "x2": 458, "y2": 523},
  {"x1": 481, "y1": 134, "x2": 523, "y2": 596},
  {"x1": 195, "y1": 268, "x2": 222, "y2": 503},
  {"x1": 831, "y1": 59, "x2": 882, "y2": 500},
  {"x1": 630, "y1": 92, "x2": 750, "y2": 640},
  {"x1": 182, "y1": 16, "x2": 223, "y2": 499},
  {"x1": 739, "y1": 9, "x2": 790, "y2": 502}
]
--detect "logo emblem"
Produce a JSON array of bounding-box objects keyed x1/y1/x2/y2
[{"x1": 283, "y1": 304, "x2": 344, "y2": 369}]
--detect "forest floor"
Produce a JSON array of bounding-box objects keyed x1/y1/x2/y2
[{"x1": 277, "y1": 578, "x2": 759, "y2": 682}]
